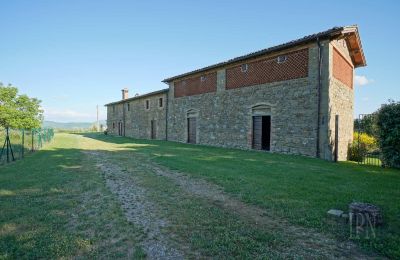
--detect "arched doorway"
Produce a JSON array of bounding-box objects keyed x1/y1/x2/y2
[
  {"x1": 186, "y1": 109, "x2": 198, "y2": 144},
  {"x1": 251, "y1": 104, "x2": 272, "y2": 151}
]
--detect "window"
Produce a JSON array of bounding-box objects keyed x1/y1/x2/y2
[
  {"x1": 277, "y1": 55, "x2": 287, "y2": 63},
  {"x1": 113, "y1": 122, "x2": 115, "y2": 129},
  {"x1": 145, "y1": 100, "x2": 150, "y2": 110},
  {"x1": 127, "y1": 103, "x2": 130, "y2": 111},
  {"x1": 159, "y1": 98, "x2": 163, "y2": 107},
  {"x1": 200, "y1": 76, "x2": 206, "y2": 82},
  {"x1": 241, "y1": 64, "x2": 248, "y2": 72}
]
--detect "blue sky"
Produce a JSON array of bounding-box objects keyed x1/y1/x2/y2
[{"x1": 0, "y1": 0, "x2": 399, "y2": 122}]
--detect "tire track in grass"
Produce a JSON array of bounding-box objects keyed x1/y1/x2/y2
[
  {"x1": 131, "y1": 152, "x2": 380, "y2": 259},
  {"x1": 84, "y1": 150, "x2": 185, "y2": 260},
  {"x1": 80, "y1": 133, "x2": 381, "y2": 259}
]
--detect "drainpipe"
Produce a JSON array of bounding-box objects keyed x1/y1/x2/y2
[
  {"x1": 165, "y1": 90, "x2": 169, "y2": 141},
  {"x1": 316, "y1": 38, "x2": 322, "y2": 158}
]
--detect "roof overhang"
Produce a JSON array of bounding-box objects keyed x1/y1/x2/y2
[
  {"x1": 340, "y1": 26, "x2": 367, "y2": 68},
  {"x1": 162, "y1": 25, "x2": 367, "y2": 83},
  {"x1": 104, "y1": 88, "x2": 168, "y2": 106}
]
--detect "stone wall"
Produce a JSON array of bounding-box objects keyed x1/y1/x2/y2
[
  {"x1": 107, "y1": 102, "x2": 123, "y2": 135},
  {"x1": 106, "y1": 92, "x2": 167, "y2": 140},
  {"x1": 328, "y1": 78, "x2": 354, "y2": 161},
  {"x1": 326, "y1": 39, "x2": 354, "y2": 161},
  {"x1": 106, "y1": 38, "x2": 355, "y2": 161},
  {"x1": 167, "y1": 44, "x2": 320, "y2": 157}
]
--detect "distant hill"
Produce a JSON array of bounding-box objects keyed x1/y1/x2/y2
[{"x1": 43, "y1": 121, "x2": 106, "y2": 130}]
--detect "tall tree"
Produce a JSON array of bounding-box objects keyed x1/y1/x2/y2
[
  {"x1": 376, "y1": 100, "x2": 400, "y2": 168},
  {"x1": 0, "y1": 83, "x2": 43, "y2": 129}
]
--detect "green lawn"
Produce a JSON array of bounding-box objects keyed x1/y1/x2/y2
[
  {"x1": 0, "y1": 133, "x2": 145, "y2": 259},
  {"x1": 1, "y1": 133, "x2": 399, "y2": 258},
  {"x1": 88, "y1": 133, "x2": 400, "y2": 258}
]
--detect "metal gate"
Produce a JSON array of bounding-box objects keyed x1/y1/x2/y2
[{"x1": 356, "y1": 114, "x2": 382, "y2": 166}]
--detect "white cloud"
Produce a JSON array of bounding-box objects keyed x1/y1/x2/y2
[{"x1": 354, "y1": 75, "x2": 373, "y2": 86}]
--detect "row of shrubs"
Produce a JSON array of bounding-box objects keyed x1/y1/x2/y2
[
  {"x1": 348, "y1": 132, "x2": 378, "y2": 162},
  {"x1": 348, "y1": 100, "x2": 400, "y2": 168}
]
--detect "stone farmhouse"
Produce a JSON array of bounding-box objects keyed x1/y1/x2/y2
[{"x1": 105, "y1": 25, "x2": 366, "y2": 161}]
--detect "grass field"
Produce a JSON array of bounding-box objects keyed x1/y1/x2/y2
[{"x1": 1, "y1": 133, "x2": 399, "y2": 258}]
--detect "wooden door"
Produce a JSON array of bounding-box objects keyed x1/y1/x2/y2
[
  {"x1": 252, "y1": 116, "x2": 271, "y2": 151},
  {"x1": 151, "y1": 120, "x2": 156, "y2": 139},
  {"x1": 118, "y1": 122, "x2": 122, "y2": 136},
  {"x1": 252, "y1": 116, "x2": 262, "y2": 150},
  {"x1": 187, "y1": 117, "x2": 197, "y2": 144}
]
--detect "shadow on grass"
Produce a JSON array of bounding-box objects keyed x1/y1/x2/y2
[
  {"x1": 77, "y1": 132, "x2": 398, "y2": 175},
  {"x1": 75, "y1": 132, "x2": 400, "y2": 258},
  {"x1": 1, "y1": 132, "x2": 399, "y2": 258},
  {"x1": 0, "y1": 142, "x2": 143, "y2": 258}
]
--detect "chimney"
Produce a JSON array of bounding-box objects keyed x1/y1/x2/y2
[{"x1": 122, "y1": 88, "x2": 129, "y2": 100}]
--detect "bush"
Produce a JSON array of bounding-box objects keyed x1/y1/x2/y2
[
  {"x1": 348, "y1": 132, "x2": 378, "y2": 162},
  {"x1": 376, "y1": 101, "x2": 400, "y2": 168}
]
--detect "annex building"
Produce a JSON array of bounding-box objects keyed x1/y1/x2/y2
[{"x1": 105, "y1": 25, "x2": 366, "y2": 161}]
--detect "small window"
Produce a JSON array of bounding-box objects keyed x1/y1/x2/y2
[
  {"x1": 113, "y1": 122, "x2": 115, "y2": 129},
  {"x1": 277, "y1": 55, "x2": 287, "y2": 63},
  {"x1": 200, "y1": 76, "x2": 206, "y2": 82},
  {"x1": 146, "y1": 100, "x2": 150, "y2": 110},
  {"x1": 159, "y1": 98, "x2": 163, "y2": 107},
  {"x1": 127, "y1": 103, "x2": 130, "y2": 111},
  {"x1": 241, "y1": 64, "x2": 248, "y2": 72}
]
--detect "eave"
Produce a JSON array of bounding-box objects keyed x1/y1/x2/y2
[{"x1": 340, "y1": 25, "x2": 367, "y2": 67}]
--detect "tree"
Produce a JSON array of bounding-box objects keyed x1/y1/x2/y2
[
  {"x1": 0, "y1": 83, "x2": 43, "y2": 129},
  {"x1": 354, "y1": 113, "x2": 378, "y2": 138},
  {"x1": 376, "y1": 100, "x2": 400, "y2": 168}
]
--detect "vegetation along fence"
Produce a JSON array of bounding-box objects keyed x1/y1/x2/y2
[
  {"x1": 0, "y1": 127, "x2": 54, "y2": 164},
  {"x1": 355, "y1": 114, "x2": 382, "y2": 167}
]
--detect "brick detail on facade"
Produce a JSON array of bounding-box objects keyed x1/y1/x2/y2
[
  {"x1": 174, "y1": 72, "x2": 217, "y2": 98},
  {"x1": 226, "y1": 48, "x2": 309, "y2": 89},
  {"x1": 332, "y1": 47, "x2": 353, "y2": 89}
]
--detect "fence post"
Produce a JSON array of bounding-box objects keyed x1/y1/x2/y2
[
  {"x1": 32, "y1": 129, "x2": 34, "y2": 152},
  {"x1": 6, "y1": 127, "x2": 9, "y2": 163},
  {"x1": 21, "y1": 129, "x2": 25, "y2": 158}
]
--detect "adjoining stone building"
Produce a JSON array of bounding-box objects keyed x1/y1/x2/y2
[
  {"x1": 105, "y1": 25, "x2": 366, "y2": 161},
  {"x1": 106, "y1": 89, "x2": 168, "y2": 140}
]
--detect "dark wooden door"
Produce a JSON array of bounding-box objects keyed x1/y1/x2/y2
[
  {"x1": 151, "y1": 120, "x2": 156, "y2": 139},
  {"x1": 187, "y1": 117, "x2": 197, "y2": 144},
  {"x1": 252, "y1": 116, "x2": 262, "y2": 150},
  {"x1": 118, "y1": 122, "x2": 122, "y2": 136},
  {"x1": 252, "y1": 116, "x2": 271, "y2": 151}
]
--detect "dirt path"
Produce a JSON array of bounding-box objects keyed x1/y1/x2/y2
[
  {"x1": 85, "y1": 150, "x2": 184, "y2": 259},
  {"x1": 84, "y1": 145, "x2": 379, "y2": 259}
]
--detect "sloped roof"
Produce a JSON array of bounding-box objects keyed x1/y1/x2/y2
[
  {"x1": 104, "y1": 89, "x2": 168, "y2": 106},
  {"x1": 162, "y1": 25, "x2": 366, "y2": 83}
]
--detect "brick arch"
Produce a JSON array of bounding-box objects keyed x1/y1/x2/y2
[
  {"x1": 251, "y1": 103, "x2": 273, "y2": 116},
  {"x1": 186, "y1": 109, "x2": 199, "y2": 118}
]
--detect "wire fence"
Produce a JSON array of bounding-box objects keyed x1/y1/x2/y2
[{"x1": 0, "y1": 127, "x2": 54, "y2": 165}]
